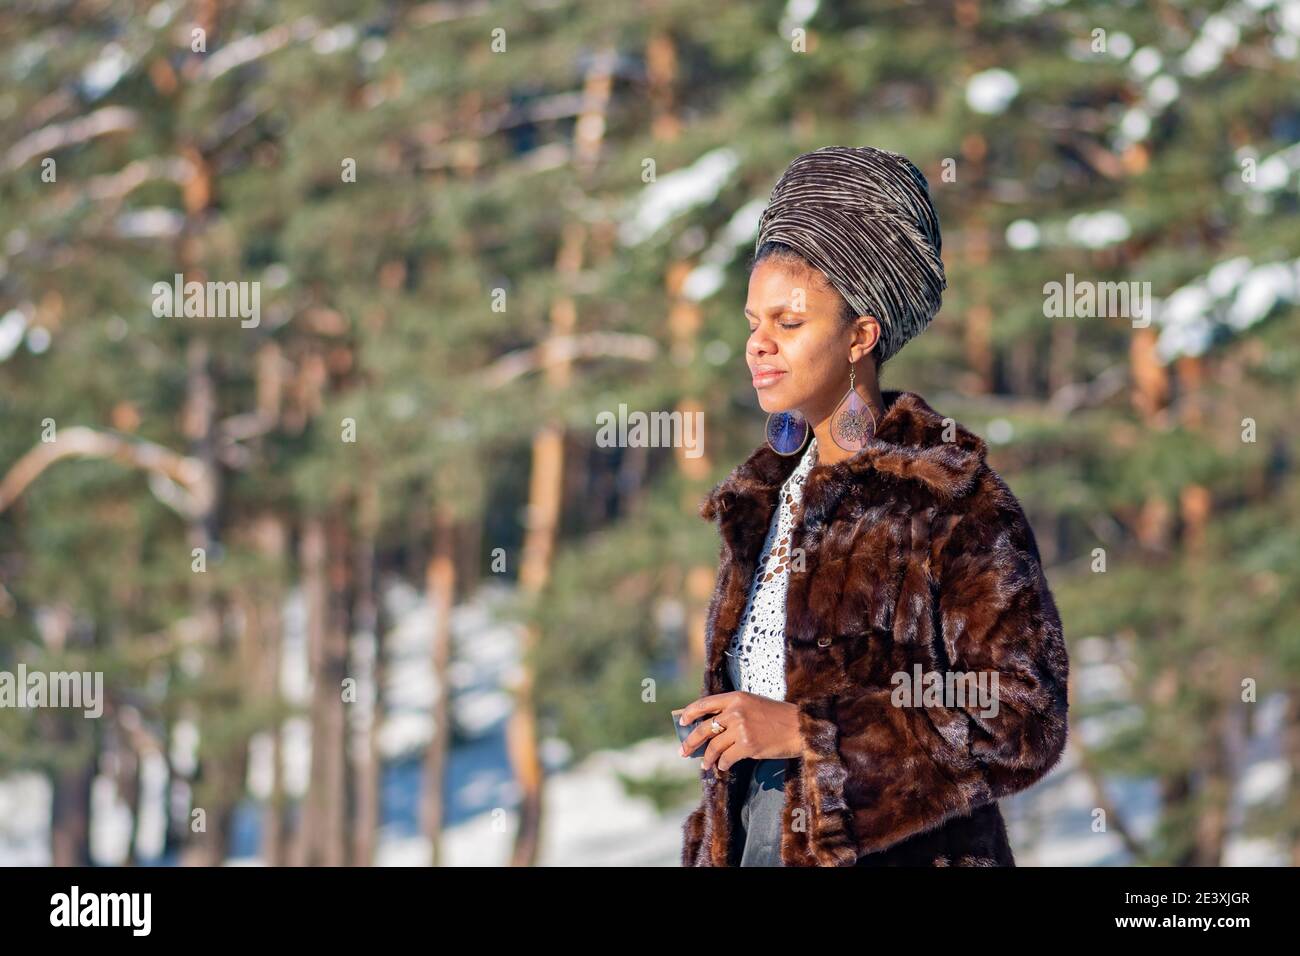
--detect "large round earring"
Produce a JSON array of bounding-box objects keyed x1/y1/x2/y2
[
  {"x1": 765, "y1": 409, "x2": 810, "y2": 456},
  {"x1": 829, "y1": 363, "x2": 876, "y2": 453}
]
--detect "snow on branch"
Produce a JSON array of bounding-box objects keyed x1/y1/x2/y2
[
  {"x1": 0, "y1": 427, "x2": 213, "y2": 519},
  {"x1": 482, "y1": 333, "x2": 660, "y2": 389},
  {"x1": 198, "y1": 17, "x2": 321, "y2": 81},
  {"x1": 4, "y1": 106, "x2": 138, "y2": 172}
]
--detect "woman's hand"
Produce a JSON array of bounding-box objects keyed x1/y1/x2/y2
[{"x1": 677, "y1": 692, "x2": 803, "y2": 772}]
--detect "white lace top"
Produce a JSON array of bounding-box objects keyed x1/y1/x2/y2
[{"x1": 725, "y1": 436, "x2": 818, "y2": 701}]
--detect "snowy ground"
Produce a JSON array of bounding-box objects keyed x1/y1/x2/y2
[{"x1": 1, "y1": 584, "x2": 1290, "y2": 866}]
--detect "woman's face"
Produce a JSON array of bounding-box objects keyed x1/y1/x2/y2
[{"x1": 744, "y1": 258, "x2": 878, "y2": 418}]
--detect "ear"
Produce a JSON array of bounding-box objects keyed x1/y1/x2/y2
[{"x1": 850, "y1": 315, "x2": 882, "y2": 365}]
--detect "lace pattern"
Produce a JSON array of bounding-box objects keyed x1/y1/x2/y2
[{"x1": 724, "y1": 436, "x2": 818, "y2": 701}]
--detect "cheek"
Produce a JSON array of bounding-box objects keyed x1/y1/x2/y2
[{"x1": 786, "y1": 343, "x2": 837, "y2": 390}]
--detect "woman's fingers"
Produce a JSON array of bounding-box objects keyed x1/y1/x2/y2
[
  {"x1": 680, "y1": 712, "x2": 725, "y2": 757},
  {"x1": 677, "y1": 692, "x2": 733, "y2": 727},
  {"x1": 700, "y1": 723, "x2": 742, "y2": 772},
  {"x1": 679, "y1": 693, "x2": 753, "y2": 765}
]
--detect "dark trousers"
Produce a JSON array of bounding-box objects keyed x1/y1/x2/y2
[{"x1": 736, "y1": 757, "x2": 788, "y2": 866}]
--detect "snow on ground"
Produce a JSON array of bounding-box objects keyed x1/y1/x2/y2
[
  {"x1": 2, "y1": 582, "x2": 1292, "y2": 866},
  {"x1": 372, "y1": 737, "x2": 697, "y2": 867},
  {"x1": 0, "y1": 772, "x2": 49, "y2": 866}
]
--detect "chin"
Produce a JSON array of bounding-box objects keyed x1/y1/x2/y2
[{"x1": 755, "y1": 389, "x2": 795, "y2": 414}]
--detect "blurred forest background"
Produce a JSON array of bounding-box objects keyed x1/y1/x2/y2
[{"x1": 1, "y1": 0, "x2": 1299, "y2": 866}]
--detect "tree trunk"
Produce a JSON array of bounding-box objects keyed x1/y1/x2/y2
[
  {"x1": 350, "y1": 485, "x2": 382, "y2": 866},
  {"x1": 1066, "y1": 665, "x2": 1146, "y2": 861},
  {"x1": 1130, "y1": 326, "x2": 1169, "y2": 425},
  {"x1": 665, "y1": 260, "x2": 713, "y2": 681},
  {"x1": 246, "y1": 513, "x2": 290, "y2": 865},
  {"x1": 174, "y1": 131, "x2": 226, "y2": 865},
  {"x1": 295, "y1": 514, "x2": 350, "y2": 866},
  {"x1": 1158, "y1": 771, "x2": 1197, "y2": 866},
  {"x1": 507, "y1": 48, "x2": 615, "y2": 867},
  {"x1": 1286, "y1": 690, "x2": 1300, "y2": 866},
  {"x1": 422, "y1": 504, "x2": 457, "y2": 865},
  {"x1": 318, "y1": 513, "x2": 353, "y2": 865},
  {"x1": 49, "y1": 745, "x2": 95, "y2": 866},
  {"x1": 958, "y1": 131, "x2": 993, "y2": 393},
  {"x1": 176, "y1": 333, "x2": 230, "y2": 867}
]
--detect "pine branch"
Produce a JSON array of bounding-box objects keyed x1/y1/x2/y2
[
  {"x1": 4, "y1": 106, "x2": 138, "y2": 171},
  {"x1": 482, "y1": 332, "x2": 659, "y2": 389},
  {"x1": 197, "y1": 17, "x2": 322, "y2": 82},
  {"x1": 0, "y1": 427, "x2": 213, "y2": 519}
]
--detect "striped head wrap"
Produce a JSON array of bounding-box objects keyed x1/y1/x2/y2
[{"x1": 754, "y1": 145, "x2": 946, "y2": 366}]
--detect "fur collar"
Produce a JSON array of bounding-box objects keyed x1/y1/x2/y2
[{"x1": 699, "y1": 389, "x2": 987, "y2": 545}]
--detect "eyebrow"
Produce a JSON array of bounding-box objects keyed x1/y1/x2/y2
[{"x1": 744, "y1": 305, "x2": 792, "y2": 318}]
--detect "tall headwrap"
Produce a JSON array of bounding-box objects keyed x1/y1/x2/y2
[{"x1": 754, "y1": 146, "x2": 946, "y2": 366}]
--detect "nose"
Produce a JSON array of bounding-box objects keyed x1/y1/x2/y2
[{"x1": 747, "y1": 327, "x2": 775, "y2": 361}]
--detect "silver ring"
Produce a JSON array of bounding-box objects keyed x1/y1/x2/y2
[{"x1": 710, "y1": 718, "x2": 724, "y2": 734}]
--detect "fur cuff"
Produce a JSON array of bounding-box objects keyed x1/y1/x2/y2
[{"x1": 795, "y1": 698, "x2": 860, "y2": 866}]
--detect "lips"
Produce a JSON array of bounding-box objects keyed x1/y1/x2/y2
[{"x1": 751, "y1": 368, "x2": 786, "y2": 388}]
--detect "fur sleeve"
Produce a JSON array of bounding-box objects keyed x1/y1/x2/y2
[
  {"x1": 796, "y1": 476, "x2": 1070, "y2": 862},
  {"x1": 680, "y1": 800, "x2": 707, "y2": 865}
]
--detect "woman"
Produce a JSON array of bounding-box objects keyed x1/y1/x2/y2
[{"x1": 677, "y1": 146, "x2": 1069, "y2": 866}]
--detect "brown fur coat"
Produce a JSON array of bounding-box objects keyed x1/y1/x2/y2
[{"x1": 680, "y1": 389, "x2": 1069, "y2": 866}]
